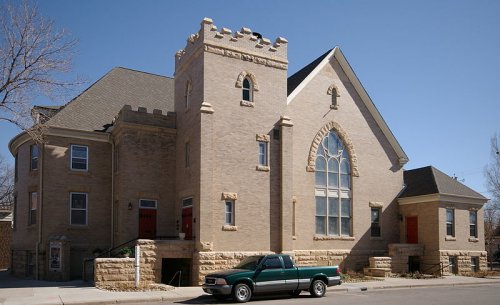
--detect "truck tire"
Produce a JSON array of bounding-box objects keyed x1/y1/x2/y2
[
  {"x1": 309, "y1": 279, "x2": 326, "y2": 297},
  {"x1": 232, "y1": 283, "x2": 252, "y2": 303}
]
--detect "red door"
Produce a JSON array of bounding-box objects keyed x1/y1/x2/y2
[
  {"x1": 406, "y1": 216, "x2": 418, "y2": 244},
  {"x1": 139, "y1": 208, "x2": 157, "y2": 239},
  {"x1": 182, "y1": 207, "x2": 193, "y2": 240}
]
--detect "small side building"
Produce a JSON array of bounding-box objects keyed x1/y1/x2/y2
[{"x1": 398, "y1": 166, "x2": 488, "y2": 275}]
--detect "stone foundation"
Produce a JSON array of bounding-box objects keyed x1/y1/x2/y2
[
  {"x1": 364, "y1": 257, "x2": 392, "y2": 277},
  {"x1": 439, "y1": 250, "x2": 487, "y2": 275},
  {"x1": 194, "y1": 251, "x2": 274, "y2": 284},
  {"x1": 94, "y1": 258, "x2": 135, "y2": 287},
  {"x1": 388, "y1": 244, "x2": 424, "y2": 273}
]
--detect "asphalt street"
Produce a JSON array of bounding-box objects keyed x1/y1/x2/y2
[{"x1": 130, "y1": 284, "x2": 500, "y2": 305}]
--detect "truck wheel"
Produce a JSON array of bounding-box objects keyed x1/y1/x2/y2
[
  {"x1": 232, "y1": 283, "x2": 252, "y2": 303},
  {"x1": 309, "y1": 279, "x2": 326, "y2": 297}
]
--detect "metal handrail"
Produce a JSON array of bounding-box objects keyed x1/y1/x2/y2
[{"x1": 168, "y1": 270, "x2": 182, "y2": 287}]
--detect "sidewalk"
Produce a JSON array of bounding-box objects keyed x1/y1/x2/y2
[{"x1": 1, "y1": 270, "x2": 500, "y2": 305}]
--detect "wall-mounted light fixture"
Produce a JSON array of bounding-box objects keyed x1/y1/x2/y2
[{"x1": 128, "y1": 202, "x2": 133, "y2": 210}]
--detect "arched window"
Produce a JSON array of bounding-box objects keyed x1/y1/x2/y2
[
  {"x1": 315, "y1": 130, "x2": 351, "y2": 236},
  {"x1": 185, "y1": 81, "x2": 192, "y2": 109},
  {"x1": 242, "y1": 77, "x2": 252, "y2": 102}
]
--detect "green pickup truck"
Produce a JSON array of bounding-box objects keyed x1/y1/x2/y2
[{"x1": 202, "y1": 254, "x2": 341, "y2": 303}]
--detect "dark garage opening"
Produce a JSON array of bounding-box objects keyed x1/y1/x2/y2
[
  {"x1": 408, "y1": 256, "x2": 420, "y2": 273},
  {"x1": 161, "y1": 258, "x2": 192, "y2": 286}
]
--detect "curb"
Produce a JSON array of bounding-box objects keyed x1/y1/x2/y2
[{"x1": 328, "y1": 279, "x2": 500, "y2": 292}]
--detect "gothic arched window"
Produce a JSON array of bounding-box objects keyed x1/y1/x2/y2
[
  {"x1": 315, "y1": 130, "x2": 352, "y2": 236},
  {"x1": 242, "y1": 77, "x2": 252, "y2": 102}
]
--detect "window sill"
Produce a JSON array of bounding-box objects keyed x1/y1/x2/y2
[
  {"x1": 314, "y1": 235, "x2": 355, "y2": 241},
  {"x1": 468, "y1": 237, "x2": 479, "y2": 242},
  {"x1": 445, "y1": 236, "x2": 456, "y2": 241},
  {"x1": 240, "y1": 100, "x2": 254, "y2": 108},
  {"x1": 330, "y1": 105, "x2": 338, "y2": 110},
  {"x1": 68, "y1": 225, "x2": 89, "y2": 230},
  {"x1": 68, "y1": 170, "x2": 91, "y2": 176},
  {"x1": 222, "y1": 225, "x2": 237, "y2": 231},
  {"x1": 256, "y1": 165, "x2": 270, "y2": 172},
  {"x1": 370, "y1": 236, "x2": 384, "y2": 241}
]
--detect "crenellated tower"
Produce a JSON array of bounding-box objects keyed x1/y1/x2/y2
[{"x1": 173, "y1": 18, "x2": 290, "y2": 283}]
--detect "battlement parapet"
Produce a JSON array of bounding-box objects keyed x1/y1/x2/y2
[
  {"x1": 175, "y1": 17, "x2": 288, "y2": 73},
  {"x1": 114, "y1": 105, "x2": 176, "y2": 130}
]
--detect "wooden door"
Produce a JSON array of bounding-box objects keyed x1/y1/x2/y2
[
  {"x1": 182, "y1": 207, "x2": 193, "y2": 240},
  {"x1": 406, "y1": 216, "x2": 418, "y2": 244},
  {"x1": 139, "y1": 208, "x2": 157, "y2": 239}
]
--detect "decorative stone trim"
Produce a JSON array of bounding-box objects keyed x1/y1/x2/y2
[
  {"x1": 445, "y1": 236, "x2": 457, "y2": 241},
  {"x1": 468, "y1": 237, "x2": 479, "y2": 242},
  {"x1": 279, "y1": 115, "x2": 294, "y2": 127},
  {"x1": 256, "y1": 134, "x2": 270, "y2": 142},
  {"x1": 369, "y1": 201, "x2": 384, "y2": 208},
  {"x1": 200, "y1": 241, "x2": 213, "y2": 251},
  {"x1": 306, "y1": 121, "x2": 359, "y2": 177},
  {"x1": 204, "y1": 44, "x2": 287, "y2": 70},
  {"x1": 327, "y1": 84, "x2": 340, "y2": 96},
  {"x1": 221, "y1": 192, "x2": 238, "y2": 200},
  {"x1": 235, "y1": 71, "x2": 259, "y2": 91},
  {"x1": 256, "y1": 165, "x2": 270, "y2": 172},
  {"x1": 240, "y1": 100, "x2": 254, "y2": 107},
  {"x1": 222, "y1": 225, "x2": 238, "y2": 231},
  {"x1": 313, "y1": 235, "x2": 355, "y2": 241},
  {"x1": 200, "y1": 101, "x2": 214, "y2": 114}
]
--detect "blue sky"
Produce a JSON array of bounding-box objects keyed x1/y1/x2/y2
[{"x1": 1, "y1": 0, "x2": 499, "y2": 197}]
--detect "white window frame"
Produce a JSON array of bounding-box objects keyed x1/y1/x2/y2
[
  {"x1": 30, "y1": 144, "x2": 39, "y2": 171},
  {"x1": 182, "y1": 197, "x2": 193, "y2": 208},
  {"x1": 70, "y1": 145, "x2": 88, "y2": 171},
  {"x1": 29, "y1": 192, "x2": 37, "y2": 225},
  {"x1": 242, "y1": 77, "x2": 253, "y2": 102},
  {"x1": 258, "y1": 141, "x2": 268, "y2": 166},
  {"x1": 139, "y1": 199, "x2": 157, "y2": 209},
  {"x1": 225, "y1": 200, "x2": 235, "y2": 225},
  {"x1": 446, "y1": 208, "x2": 455, "y2": 237},
  {"x1": 470, "y1": 256, "x2": 479, "y2": 272},
  {"x1": 469, "y1": 210, "x2": 477, "y2": 238},
  {"x1": 371, "y1": 207, "x2": 381, "y2": 237},
  {"x1": 70, "y1": 192, "x2": 88, "y2": 226},
  {"x1": 314, "y1": 130, "x2": 352, "y2": 237}
]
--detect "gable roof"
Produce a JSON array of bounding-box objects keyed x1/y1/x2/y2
[
  {"x1": 400, "y1": 166, "x2": 487, "y2": 200},
  {"x1": 287, "y1": 47, "x2": 409, "y2": 165},
  {"x1": 46, "y1": 67, "x2": 174, "y2": 132}
]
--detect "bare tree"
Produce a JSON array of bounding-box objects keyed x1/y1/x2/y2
[
  {"x1": 484, "y1": 133, "x2": 500, "y2": 268},
  {"x1": 0, "y1": 155, "x2": 14, "y2": 208},
  {"x1": 0, "y1": 0, "x2": 80, "y2": 141}
]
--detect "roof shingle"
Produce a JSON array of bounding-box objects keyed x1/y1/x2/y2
[
  {"x1": 46, "y1": 67, "x2": 174, "y2": 131},
  {"x1": 400, "y1": 166, "x2": 486, "y2": 200}
]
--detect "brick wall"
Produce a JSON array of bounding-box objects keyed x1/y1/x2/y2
[{"x1": 0, "y1": 222, "x2": 12, "y2": 269}]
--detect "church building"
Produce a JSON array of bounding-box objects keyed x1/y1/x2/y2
[{"x1": 9, "y1": 18, "x2": 487, "y2": 285}]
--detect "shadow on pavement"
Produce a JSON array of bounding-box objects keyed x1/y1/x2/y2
[
  {"x1": 175, "y1": 293, "x2": 316, "y2": 304},
  {"x1": 0, "y1": 269, "x2": 93, "y2": 289}
]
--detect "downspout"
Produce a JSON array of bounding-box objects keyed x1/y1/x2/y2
[{"x1": 36, "y1": 143, "x2": 44, "y2": 280}]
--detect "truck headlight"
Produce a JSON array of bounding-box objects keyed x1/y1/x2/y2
[{"x1": 215, "y1": 278, "x2": 227, "y2": 285}]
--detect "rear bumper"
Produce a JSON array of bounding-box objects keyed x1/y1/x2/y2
[
  {"x1": 202, "y1": 284, "x2": 233, "y2": 295},
  {"x1": 327, "y1": 276, "x2": 342, "y2": 286}
]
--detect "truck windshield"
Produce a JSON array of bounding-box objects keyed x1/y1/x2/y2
[{"x1": 234, "y1": 256, "x2": 264, "y2": 270}]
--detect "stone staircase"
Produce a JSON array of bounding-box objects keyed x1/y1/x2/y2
[{"x1": 363, "y1": 257, "x2": 392, "y2": 277}]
